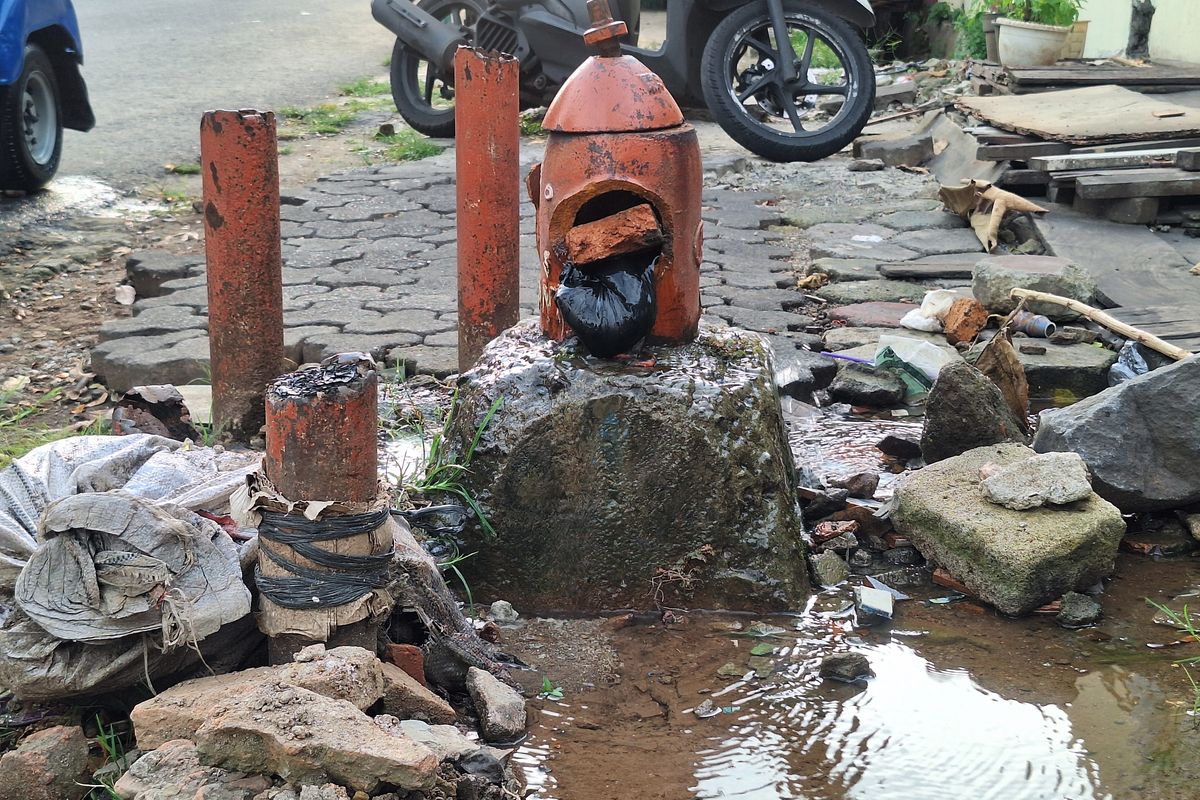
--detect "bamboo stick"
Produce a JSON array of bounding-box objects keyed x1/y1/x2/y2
[{"x1": 1009, "y1": 288, "x2": 1192, "y2": 361}]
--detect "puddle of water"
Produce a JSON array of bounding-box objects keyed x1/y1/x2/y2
[{"x1": 0, "y1": 175, "x2": 165, "y2": 233}]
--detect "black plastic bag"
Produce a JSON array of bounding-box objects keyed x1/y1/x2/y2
[{"x1": 555, "y1": 254, "x2": 657, "y2": 358}]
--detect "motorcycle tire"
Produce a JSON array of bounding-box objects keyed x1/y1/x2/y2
[
  {"x1": 390, "y1": 0, "x2": 486, "y2": 138},
  {"x1": 0, "y1": 44, "x2": 63, "y2": 192},
  {"x1": 700, "y1": 2, "x2": 875, "y2": 163}
]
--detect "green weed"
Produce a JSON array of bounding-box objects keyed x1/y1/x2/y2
[
  {"x1": 166, "y1": 162, "x2": 201, "y2": 175},
  {"x1": 279, "y1": 104, "x2": 359, "y2": 135},
  {"x1": 340, "y1": 77, "x2": 391, "y2": 97},
  {"x1": 1148, "y1": 599, "x2": 1200, "y2": 717},
  {"x1": 376, "y1": 129, "x2": 445, "y2": 162},
  {"x1": 278, "y1": 145, "x2": 294, "y2": 156},
  {"x1": 519, "y1": 116, "x2": 545, "y2": 137},
  {"x1": 538, "y1": 676, "x2": 564, "y2": 700}
]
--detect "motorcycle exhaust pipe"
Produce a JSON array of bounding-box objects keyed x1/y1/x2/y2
[{"x1": 371, "y1": 0, "x2": 466, "y2": 73}]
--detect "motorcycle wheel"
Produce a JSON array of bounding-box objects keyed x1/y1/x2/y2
[
  {"x1": 390, "y1": 0, "x2": 485, "y2": 138},
  {"x1": 700, "y1": 2, "x2": 875, "y2": 163},
  {"x1": 0, "y1": 44, "x2": 63, "y2": 191}
]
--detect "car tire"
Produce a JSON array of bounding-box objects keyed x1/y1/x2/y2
[{"x1": 0, "y1": 44, "x2": 64, "y2": 192}]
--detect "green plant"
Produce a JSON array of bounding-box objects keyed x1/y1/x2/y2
[
  {"x1": 376, "y1": 129, "x2": 445, "y2": 162},
  {"x1": 438, "y1": 545, "x2": 477, "y2": 609},
  {"x1": 1148, "y1": 599, "x2": 1200, "y2": 716},
  {"x1": 991, "y1": 0, "x2": 1081, "y2": 25},
  {"x1": 340, "y1": 77, "x2": 391, "y2": 97},
  {"x1": 279, "y1": 103, "x2": 359, "y2": 135},
  {"x1": 519, "y1": 116, "x2": 544, "y2": 137},
  {"x1": 278, "y1": 145, "x2": 294, "y2": 156},
  {"x1": 81, "y1": 716, "x2": 127, "y2": 799},
  {"x1": 166, "y1": 162, "x2": 201, "y2": 175},
  {"x1": 953, "y1": 5, "x2": 989, "y2": 59},
  {"x1": 538, "y1": 676, "x2": 564, "y2": 700}
]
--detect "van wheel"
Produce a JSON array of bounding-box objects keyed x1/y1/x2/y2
[{"x1": 0, "y1": 44, "x2": 63, "y2": 191}]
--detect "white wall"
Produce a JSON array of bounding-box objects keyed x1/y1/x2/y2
[{"x1": 1078, "y1": 0, "x2": 1200, "y2": 62}]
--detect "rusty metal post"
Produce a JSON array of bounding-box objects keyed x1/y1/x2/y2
[
  {"x1": 200, "y1": 109, "x2": 284, "y2": 441},
  {"x1": 454, "y1": 47, "x2": 520, "y2": 373},
  {"x1": 259, "y1": 356, "x2": 390, "y2": 663}
]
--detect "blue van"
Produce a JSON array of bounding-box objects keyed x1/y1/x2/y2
[{"x1": 0, "y1": 0, "x2": 94, "y2": 190}]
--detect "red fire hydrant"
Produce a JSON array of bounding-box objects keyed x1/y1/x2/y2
[{"x1": 528, "y1": 0, "x2": 703, "y2": 346}]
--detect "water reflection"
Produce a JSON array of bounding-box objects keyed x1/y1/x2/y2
[{"x1": 691, "y1": 643, "x2": 1104, "y2": 800}]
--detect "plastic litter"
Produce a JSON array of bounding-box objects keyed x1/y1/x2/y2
[
  {"x1": 899, "y1": 289, "x2": 960, "y2": 332},
  {"x1": 854, "y1": 585, "x2": 895, "y2": 624},
  {"x1": 555, "y1": 254, "x2": 657, "y2": 358},
  {"x1": 866, "y1": 576, "x2": 912, "y2": 601},
  {"x1": 1108, "y1": 340, "x2": 1151, "y2": 386},
  {"x1": 875, "y1": 335, "x2": 957, "y2": 383}
]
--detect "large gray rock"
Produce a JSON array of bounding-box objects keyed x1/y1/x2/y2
[
  {"x1": 446, "y1": 319, "x2": 808, "y2": 612},
  {"x1": 893, "y1": 444, "x2": 1125, "y2": 615},
  {"x1": 828, "y1": 363, "x2": 906, "y2": 407},
  {"x1": 972, "y1": 255, "x2": 1097, "y2": 318},
  {"x1": 981, "y1": 451, "x2": 1093, "y2": 510},
  {"x1": 113, "y1": 740, "x2": 271, "y2": 800},
  {"x1": 1033, "y1": 355, "x2": 1200, "y2": 511},
  {"x1": 921, "y1": 361, "x2": 1026, "y2": 463}
]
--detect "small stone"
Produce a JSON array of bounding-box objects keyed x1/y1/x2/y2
[
  {"x1": 809, "y1": 551, "x2": 850, "y2": 587},
  {"x1": 1049, "y1": 326, "x2": 1097, "y2": 345},
  {"x1": 804, "y1": 488, "x2": 849, "y2": 520},
  {"x1": 815, "y1": 533, "x2": 859, "y2": 552},
  {"x1": 981, "y1": 451, "x2": 1093, "y2": 510},
  {"x1": 848, "y1": 158, "x2": 886, "y2": 172},
  {"x1": 883, "y1": 546, "x2": 922, "y2": 566},
  {"x1": 828, "y1": 471, "x2": 880, "y2": 499},
  {"x1": 456, "y1": 749, "x2": 506, "y2": 784},
  {"x1": 1019, "y1": 343, "x2": 1047, "y2": 355},
  {"x1": 876, "y1": 432, "x2": 922, "y2": 460},
  {"x1": 466, "y1": 667, "x2": 528, "y2": 743},
  {"x1": 488, "y1": 600, "x2": 519, "y2": 624},
  {"x1": 380, "y1": 662, "x2": 457, "y2": 724},
  {"x1": 819, "y1": 652, "x2": 873, "y2": 682},
  {"x1": 1057, "y1": 592, "x2": 1102, "y2": 628},
  {"x1": 849, "y1": 549, "x2": 874, "y2": 568}
]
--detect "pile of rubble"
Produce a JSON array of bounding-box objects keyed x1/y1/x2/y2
[{"x1": 0, "y1": 644, "x2": 529, "y2": 800}]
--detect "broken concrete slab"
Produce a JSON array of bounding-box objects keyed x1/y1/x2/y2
[
  {"x1": 822, "y1": 326, "x2": 953, "y2": 353},
  {"x1": 855, "y1": 133, "x2": 935, "y2": 167},
  {"x1": 891, "y1": 228, "x2": 984, "y2": 256},
  {"x1": 131, "y1": 646, "x2": 386, "y2": 750},
  {"x1": 1033, "y1": 355, "x2": 1200, "y2": 511},
  {"x1": 873, "y1": 210, "x2": 966, "y2": 232},
  {"x1": 126, "y1": 251, "x2": 205, "y2": 298},
  {"x1": 828, "y1": 363, "x2": 906, "y2": 407},
  {"x1": 381, "y1": 662, "x2": 457, "y2": 724},
  {"x1": 810, "y1": 550, "x2": 850, "y2": 587},
  {"x1": 808, "y1": 257, "x2": 881, "y2": 282},
  {"x1": 981, "y1": 451, "x2": 1094, "y2": 510},
  {"x1": 816, "y1": 279, "x2": 927, "y2": 305},
  {"x1": 827, "y1": 302, "x2": 919, "y2": 328},
  {"x1": 0, "y1": 725, "x2": 89, "y2": 800},
  {"x1": 972, "y1": 255, "x2": 1098, "y2": 318},
  {"x1": 921, "y1": 361, "x2": 1026, "y2": 463},
  {"x1": 192, "y1": 682, "x2": 438, "y2": 794},
  {"x1": 1013, "y1": 341, "x2": 1118, "y2": 401},
  {"x1": 771, "y1": 339, "x2": 837, "y2": 399},
  {"x1": 893, "y1": 443, "x2": 1125, "y2": 615},
  {"x1": 113, "y1": 739, "x2": 269, "y2": 800},
  {"x1": 467, "y1": 667, "x2": 527, "y2": 743}
]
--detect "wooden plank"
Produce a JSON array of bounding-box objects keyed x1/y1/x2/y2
[
  {"x1": 1075, "y1": 168, "x2": 1200, "y2": 199},
  {"x1": 1105, "y1": 304, "x2": 1200, "y2": 323},
  {"x1": 977, "y1": 142, "x2": 1072, "y2": 161},
  {"x1": 1007, "y1": 64, "x2": 1200, "y2": 88},
  {"x1": 997, "y1": 169, "x2": 1051, "y2": 187},
  {"x1": 1030, "y1": 148, "x2": 1181, "y2": 172},
  {"x1": 957, "y1": 86, "x2": 1200, "y2": 145},
  {"x1": 1071, "y1": 137, "x2": 1200, "y2": 154},
  {"x1": 1033, "y1": 203, "x2": 1200, "y2": 308}
]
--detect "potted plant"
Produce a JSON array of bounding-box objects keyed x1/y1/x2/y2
[{"x1": 994, "y1": 0, "x2": 1082, "y2": 66}]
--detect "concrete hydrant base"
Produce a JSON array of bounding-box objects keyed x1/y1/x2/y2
[{"x1": 447, "y1": 319, "x2": 809, "y2": 613}]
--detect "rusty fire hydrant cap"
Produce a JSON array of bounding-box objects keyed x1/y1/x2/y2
[{"x1": 541, "y1": 0, "x2": 683, "y2": 134}]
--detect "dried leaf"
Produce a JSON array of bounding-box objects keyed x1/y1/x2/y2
[{"x1": 975, "y1": 334, "x2": 1029, "y2": 433}]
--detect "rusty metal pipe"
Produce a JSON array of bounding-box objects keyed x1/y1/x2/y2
[
  {"x1": 260, "y1": 355, "x2": 387, "y2": 662},
  {"x1": 455, "y1": 47, "x2": 520, "y2": 374},
  {"x1": 201, "y1": 109, "x2": 284, "y2": 441}
]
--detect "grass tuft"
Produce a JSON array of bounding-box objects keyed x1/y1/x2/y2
[
  {"x1": 279, "y1": 103, "x2": 359, "y2": 135},
  {"x1": 376, "y1": 129, "x2": 445, "y2": 162},
  {"x1": 340, "y1": 77, "x2": 391, "y2": 97}
]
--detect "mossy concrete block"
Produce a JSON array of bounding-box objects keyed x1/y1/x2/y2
[
  {"x1": 892, "y1": 444, "x2": 1125, "y2": 615},
  {"x1": 447, "y1": 319, "x2": 808, "y2": 613}
]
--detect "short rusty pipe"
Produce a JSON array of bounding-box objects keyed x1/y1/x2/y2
[
  {"x1": 263, "y1": 355, "x2": 380, "y2": 502},
  {"x1": 455, "y1": 47, "x2": 520, "y2": 374},
  {"x1": 259, "y1": 354, "x2": 390, "y2": 663},
  {"x1": 200, "y1": 109, "x2": 284, "y2": 442}
]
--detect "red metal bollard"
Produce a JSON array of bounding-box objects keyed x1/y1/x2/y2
[
  {"x1": 259, "y1": 355, "x2": 390, "y2": 662},
  {"x1": 454, "y1": 47, "x2": 521, "y2": 374},
  {"x1": 200, "y1": 109, "x2": 285, "y2": 441}
]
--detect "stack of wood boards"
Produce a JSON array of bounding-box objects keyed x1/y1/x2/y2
[
  {"x1": 954, "y1": 86, "x2": 1200, "y2": 225},
  {"x1": 968, "y1": 60, "x2": 1200, "y2": 96}
]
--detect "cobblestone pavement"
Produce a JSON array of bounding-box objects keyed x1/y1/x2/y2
[{"x1": 90, "y1": 147, "x2": 1012, "y2": 394}]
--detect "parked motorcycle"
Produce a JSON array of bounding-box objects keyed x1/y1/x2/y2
[{"x1": 372, "y1": 0, "x2": 876, "y2": 163}]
